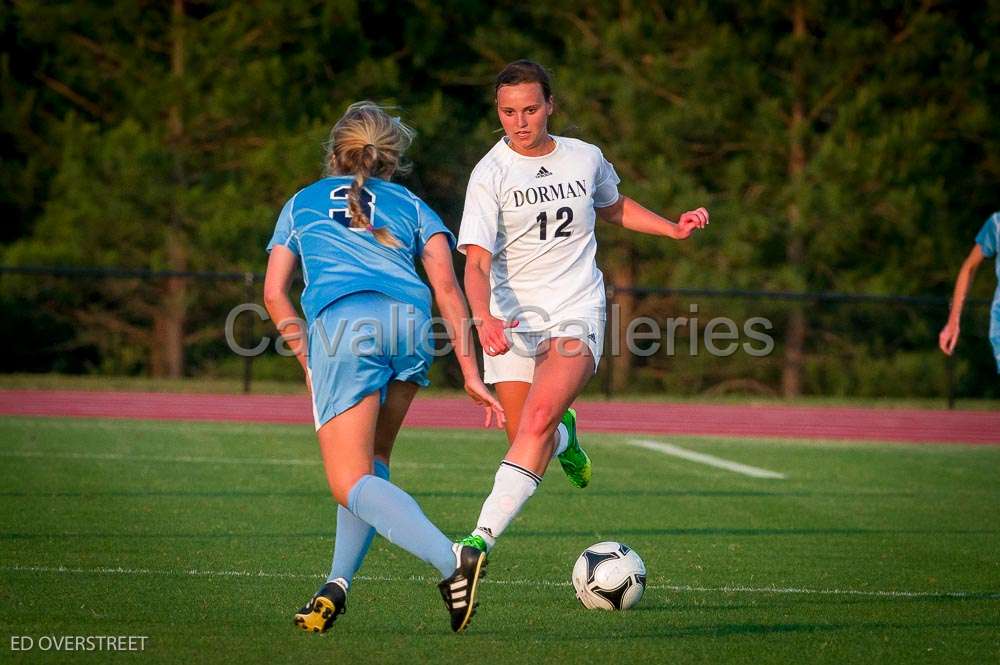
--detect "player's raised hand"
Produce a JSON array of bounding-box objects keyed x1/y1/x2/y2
[
  {"x1": 675, "y1": 207, "x2": 710, "y2": 239},
  {"x1": 477, "y1": 315, "x2": 519, "y2": 356},
  {"x1": 939, "y1": 321, "x2": 960, "y2": 355},
  {"x1": 463, "y1": 377, "x2": 506, "y2": 428}
]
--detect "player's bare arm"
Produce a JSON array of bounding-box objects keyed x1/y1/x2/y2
[
  {"x1": 463, "y1": 244, "x2": 519, "y2": 356},
  {"x1": 422, "y1": 234, "x2": 505, "y2": 428},
  {"x1": 597, "y1": 196, "x2": 709, "y2": 240},
  {"x1": 939, "y1": 244, "x2": 985, "y2": 355},
  {"x1": 263, "y1": 244, "x2": 308, "y2": 375}
]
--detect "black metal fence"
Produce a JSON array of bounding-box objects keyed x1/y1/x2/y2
[
  {"x1": 0, "y1": 266, "x2": 994, "y2": 404},
  {"x1": 599, "y1": 286, "x2": 996, "y2": 405}
]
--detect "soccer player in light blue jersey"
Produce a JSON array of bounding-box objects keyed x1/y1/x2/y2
[
  {"x1": 939, "y1": 212, "x2": 1000, "y2": 373},
  {"x1": 264, "y1": 102, "x2": 503, "y2": 633}
]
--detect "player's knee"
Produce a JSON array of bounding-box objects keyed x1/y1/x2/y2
[
  {"x1": 518, "y1": 401, "x2": 561, "y2": 441},
  {"x1": 328, "y1": 469, "x2": 368, "y2": 508},
  {"x1": 329, "y1": 486, "x2": 351, "y2": 508}
]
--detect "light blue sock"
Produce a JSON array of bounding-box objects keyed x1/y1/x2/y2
[
  {"x1": 347, "y1": 474, "x2": 456, "y2": 578},
  {"x1": 327, "y1": 459, "x2": 390, "y2": 586}
]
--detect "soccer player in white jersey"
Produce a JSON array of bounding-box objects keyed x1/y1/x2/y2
[
  {"x1": 457, "y1": 60, "x2": 710, "y2": 554},
  {"x1": 264, "y1": 102, "x2": 503, "y2": 633}
]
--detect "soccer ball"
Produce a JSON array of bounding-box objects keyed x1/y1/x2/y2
[{"x1": 571, "y1": 541, "x2": 647, "y2": 610}]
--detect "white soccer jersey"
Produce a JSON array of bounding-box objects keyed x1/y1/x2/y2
[{"x1": 458, "y1": 136, "x2": 621, "y2": 331}]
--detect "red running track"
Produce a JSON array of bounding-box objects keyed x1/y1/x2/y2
[{"x1": 0, "y1": 389, "x2": 997, "y2": 445}]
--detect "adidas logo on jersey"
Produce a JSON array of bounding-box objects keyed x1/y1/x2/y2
[{"x1": 535, "y1": 166, "x2": 553, "y2": 178}]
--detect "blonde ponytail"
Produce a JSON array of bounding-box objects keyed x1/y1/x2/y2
[{"x1": 325, "y1": 102, "x2": 415, "y2": 249}]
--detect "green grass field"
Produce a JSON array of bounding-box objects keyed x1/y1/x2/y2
[{"x1": 1, "y1": 417, "x2": 998, "y2": 663}]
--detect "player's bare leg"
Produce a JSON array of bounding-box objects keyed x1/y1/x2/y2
[
  {"x1": 373, "y1": 381, "x2": 419, "y2": 465},
  {"x1": 465, "y1": 340, "x2": 594, "y2": 552},
  {"x1": 299, "y1": 389, "x2": 476, "y2": 633},
  {"x1": 494, "y1": 360, "x2": 590, "y2": 486},
  {"x1": 296, "y1": 392, "x2": 379, "y2": 633},
  {"x1": 317, "y1": 391, "x2": 381, "y2": 506},
  {"x1": 504, "y1": 339, "x2": 594, "y2": 476},
  {"x1": 494, "y1": 380, "x2": 530, "y2": 444},
  {"x1": 314, "y1": 379, "x2": 419, "y2": 623}
]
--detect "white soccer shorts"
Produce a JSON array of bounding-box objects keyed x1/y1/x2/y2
[{"x1": 482, "y1": 318, "x2": 605, "y2": 384}]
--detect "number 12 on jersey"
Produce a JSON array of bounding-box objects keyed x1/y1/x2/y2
[{"x1": 537, "y1": 206, "x2": 573, "y2": 240}]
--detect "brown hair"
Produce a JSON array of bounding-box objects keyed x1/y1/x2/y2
[
  {"x1": 495, "y1": 60, "x2": 552, "y2": 101},
  {"x1": 324, "y1": 101, "x2": 415, "y2": 248}
]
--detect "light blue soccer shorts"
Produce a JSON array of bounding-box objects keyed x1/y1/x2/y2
[{"x1": 307, "y1": 291, "x2": 432, "y2": 430}]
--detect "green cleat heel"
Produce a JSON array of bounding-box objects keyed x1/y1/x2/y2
[{"x1": 557, "y1": 408, "x2": 591, "y2": 488}]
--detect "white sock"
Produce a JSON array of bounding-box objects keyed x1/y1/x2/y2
[
  {"x1": 471, "y1": 461, "x2": 540, "y2": 551},
  {"x1": 552, "y1": 423, "x2": 569, "y2": 458}
]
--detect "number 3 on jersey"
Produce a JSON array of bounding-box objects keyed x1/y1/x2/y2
[
  {"x1": 537, "y1": 206, "x2": 573, "y2": 240},
  {"x1": 329, "y1": 185, "x2": 376, "y2": 227}
]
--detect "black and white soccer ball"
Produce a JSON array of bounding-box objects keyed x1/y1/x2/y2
[{"x1": 571, "y1": 541, "x2": 647, "y2": 610}]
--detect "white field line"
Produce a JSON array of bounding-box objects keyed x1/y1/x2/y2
[
  {"x1": 0, "y1": 450, "x2": 456, "y2": 470},
  {"x1": 0, "y1": 449, "x2": 639, "y2": 478},
  {"x1": 3, "y1": 565, "x2": 996, "y2": 600},
  {"x1": 0, "y1": 450, "x2": 317, "y2": 466},
  {"x1": 627, "y1": 439, "x2": 786, "y2": 479}
]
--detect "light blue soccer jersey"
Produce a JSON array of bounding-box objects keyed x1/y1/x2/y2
[
  {"x1": 267, "y1": 177, "x2": 455, "y2": 322},
  {"x1": 974, "y1": 211, "x2": 1000, "y2": 371}
]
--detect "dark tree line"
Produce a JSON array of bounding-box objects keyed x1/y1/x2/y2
[{"x1": 1, "y1": 1, "x2": 997, "y2": 396}]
